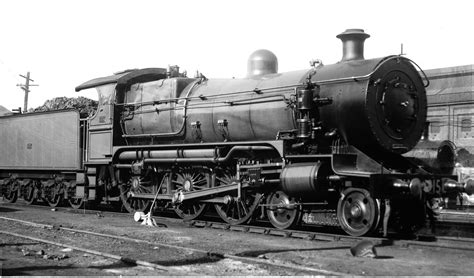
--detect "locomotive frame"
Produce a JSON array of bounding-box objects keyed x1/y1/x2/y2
[{"x1": 1, "y1": 29, "x2": 470, "y2": 237}]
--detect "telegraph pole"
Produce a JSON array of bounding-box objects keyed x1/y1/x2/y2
[{"x1": 17, "y1": 72, "x2": 39, "y2": 113}]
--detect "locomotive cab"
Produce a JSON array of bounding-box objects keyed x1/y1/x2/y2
[
  {"x1": 119, "y1": 76, "x2": 196, "y2": 141},
  {"x1": 75, "y1": 68, "x2": 169, "y2": 161}
]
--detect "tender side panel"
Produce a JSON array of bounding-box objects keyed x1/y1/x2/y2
[{"x1": 0, "y1": 111, "x2": 81, "y2": 170}]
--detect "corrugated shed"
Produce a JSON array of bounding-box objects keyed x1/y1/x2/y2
[{"x1": 424, "y1": 65, "x2": 474, "y2": 106}]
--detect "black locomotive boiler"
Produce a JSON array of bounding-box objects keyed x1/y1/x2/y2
[{"x1": 1, "y1": 29, "x2": 470, "y2": 236}]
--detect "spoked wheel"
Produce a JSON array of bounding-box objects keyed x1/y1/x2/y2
[
  {"x1": 266, "y1": 190, "x2": 301, "y2": 229},
  {"x1": 21, "y1": 180, "x2": 37, "y2": 205},
  {"x1": 119, "y1": 175, "x2": 153, "y2": 213},
  {"x1": 337, "y1": 187, "x2": 380, "y2": 236},
  {"x1": 214, "y1": 172, "x2": 262, "y2": 225},
  {"x1": 69, "y1": 197, "x2": 85, "y2": 209},
  {"x1": 171, "y1": 170, "x2": 209, "y2": 220},
  {"x1": 44, "y1": 182, "x2": 64, "y2": 207},
  {"x1": 67, "y1": 181, "x2": 85, "y2": 209},
  {"x1": 2, "y1": 179, "x2": 18, "y2": 203}
]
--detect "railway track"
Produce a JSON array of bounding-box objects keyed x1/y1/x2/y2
[
  {"x1": 187, "y1": 219, "x2": 474, "y2": 252},
  {"x1": 0, "y1": 214, "x2": 347, "y2": 275},
  {"x1": 3, "y1": 201, "x2": 474, "y2": 253},
  {"x1": 0, "y1": 229, "x2": 181, "y2": 274}
]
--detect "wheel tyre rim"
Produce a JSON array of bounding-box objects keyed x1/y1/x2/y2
[
  {"x1": 214, "y1": 192, "x2": 262, "y2": 225},
  {"x1": 23, "y1": 185, "x2": 36, "y2": 205},
  {"x1": 45, "y1": 184, "x2": 62, "y2": 207},
  {"x1": 119, "y1": 182, "x2": 151, "y2": 213},
  {"x1": 266, "y1": 191, "x2": 300, "y2": 230},
  {"x1": 69, "y1": 197, "x2": 84, "y2": 209},
  {"x1": 172, "y1": 171, "x2": 209, "y2": 220},
  {"x1": 337, "y1": 188, "x2": 379, "y2": 236},
  {"x1": 3, "y1": 181, "x2": 18, "y2": 203},
  {"x1": 4, "y1": 190, "x2": 18, "y2": 203},
  {"x1": 175, "y1": 203, "x2": 207, "y2": 220}
]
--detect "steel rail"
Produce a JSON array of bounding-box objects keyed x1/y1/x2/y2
[
  {"x1": 186, "y1": 219, "x2": 474, "y2": 252},
  {"x1": 3, "y1": 202, "x2": 474, "y2": 252}
]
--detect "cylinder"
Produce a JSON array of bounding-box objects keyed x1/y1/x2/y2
[{"x1": 280, "y1": 162, "x2": 330, "y2": 196}]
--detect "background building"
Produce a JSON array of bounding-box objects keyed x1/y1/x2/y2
[
  {"x1": 0, "y1": 105, "x2": 11, "y2": 116},
  {"x1": 425, "y1": 65, "x2": 474, "y2": 153},
  {"x1": 424, "y1": 64, "x2": 474, "y2": 206}
]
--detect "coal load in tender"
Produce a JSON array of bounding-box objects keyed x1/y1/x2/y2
[{"x1": 32, "y1": 96, "x2": 98, "y2": 117}]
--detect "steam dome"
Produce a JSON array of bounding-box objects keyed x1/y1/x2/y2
[{"x1": 247, "y1": 49, "x2": 278, "y2": 77}]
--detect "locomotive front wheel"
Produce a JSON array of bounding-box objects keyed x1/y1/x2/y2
[
  {"x1": 172, "y1": 170, "x2": 209, "y2": 220},
  {"x1": 337, "y1": 188, "x2": 380, "y2": 236},
  {"x1": 2, "y1": 180, "x2": 18, "y2": 203},
  {"x1": 22, "y1": 181, "x2": 37, "y2": 205},
  {"x1": 214, "y1": 172, "x2": 262, "y2": 225},
  {"x1": 266, "y1": 191, "x2": 301, "y2": 229},
  {"x1": 44, "y1": 183, "x2": 63, "y2": 207}
]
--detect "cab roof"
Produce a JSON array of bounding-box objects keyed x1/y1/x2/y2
[{"x1": 75, "y1": 68, "x2": 167, "y2": 92}]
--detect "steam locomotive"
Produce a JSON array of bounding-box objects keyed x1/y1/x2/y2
[{"x1": 2, "y1": 29, "x2": 471, "y2": 236}]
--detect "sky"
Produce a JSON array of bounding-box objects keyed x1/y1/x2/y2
[{"x1": 0, "y1": 0, "x2": 473, "y2": 111}]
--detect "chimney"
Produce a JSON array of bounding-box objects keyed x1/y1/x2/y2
[{"x1": 336, "y1": 29, "x2": 370, "y2": 62}]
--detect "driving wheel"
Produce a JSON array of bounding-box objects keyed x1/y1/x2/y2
[
  {"x1": 172, "y1": 170, "x2": 209, "y2": 220},
  {"x1": 119, "y1": 176, "x2": 153, "y2": 213},
  {"x1": 214, "y1": 171, "x2": 262, "y2": 225}
]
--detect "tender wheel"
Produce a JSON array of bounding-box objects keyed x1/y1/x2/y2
[
  {"x1": 171, "y1": 170, "x2": 209, "y2": 220},
  {"x1": 21, "y1": 180, "x2": 37, "y2": 205},
  {"x1": 266, "y1": 190, "x2": 301, "y2": 229},
  {"x1": 119, "y1": 175, "x2": 153, "y2": 213},
  {"x1": 2, "y1": 179, "x2": 18, "y2": 203},
  {"x1": 214, "y1": 172, "x2": 262, "y2": 225},
  {"x1": 67, "y1": 181, "x2": 85, "y2": 209},
  {"x1": 69, "y1": 197, "x2": 85, "y2": 209},
  {"x1": 337, "y1": 187, "x2": 380, "y2": 236},
  {"x1": 44, "y1": 182, "x2": 64, "y2": 207}
]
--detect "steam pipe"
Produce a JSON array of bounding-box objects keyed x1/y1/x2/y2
[{"x1": 116, "y1": 146, "x2": 274, "y2": 166}]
